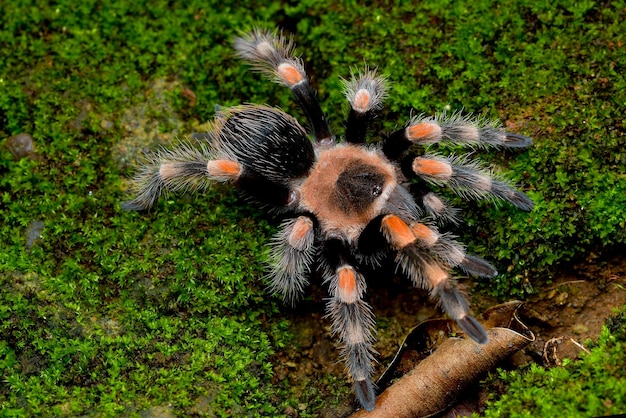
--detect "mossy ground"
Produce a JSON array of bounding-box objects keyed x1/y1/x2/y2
[
  {"x1": 1, "y1": 0, "x2": 625, "y2": 416},
  {"x1": 482, "y1": 305, "x2": 626, "y2": 417}
]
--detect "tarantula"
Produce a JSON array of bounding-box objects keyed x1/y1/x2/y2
[{"x1": 123, "y1": 29, "x2": 533, "y2": 411}]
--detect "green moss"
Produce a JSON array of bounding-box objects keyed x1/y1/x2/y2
[
  {"x1": 1, "y1": 0, "x2": 625, "y2": 415},
  {"x1": 482, "y1": 306, "x2": 626, "y2": 417}
]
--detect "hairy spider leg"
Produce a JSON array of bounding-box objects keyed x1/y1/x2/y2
[
  {"x1": 380, "y1": 112, "x2": 534, "y2": 223},
  {"x1": 408, "y1": 221, "x2": 498, "y2": 277},
  {"x1": 234, "y1": 29, "x2": 334, "y2": 145},
  {"x1": 380, "y1": 214, "x2": 489, "y2": 344},
  {"x1": 407, "y1": 185, "x2": 461, "y2": 225},
  {"x1": 383, "y1": 112, "x2": 534, "y2": 160},
  {"x1": 121, "y1": 141, "x2": 240, "y2": 211},
  {"x1": 412, "y1": 154, "x2": 534, "y2": 210},
  {"x1": 343, "y1": 69, "x2": 387, "y2": 144},
  {"x1": 323, "y1": 237, "x2": 377, "y2": 412},
  {"x1": 404, "y1": 114, "x2": 533, "y2": 148},
  {"x1": 267, "y1": 215, "x2": 317, "y2": 305}
]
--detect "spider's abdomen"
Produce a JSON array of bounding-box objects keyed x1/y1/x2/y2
[
  {"x1": 215, "y1": 105, "x2": 315, "y2": 182},
  {"x1": 213, "y1": 105, "x2": 316, "y2": 207},
  {"x1": 298, "y1": 144, "x2": 398, "y2": 240}
]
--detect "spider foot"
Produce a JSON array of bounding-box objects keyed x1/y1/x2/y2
[
  {"x1": 437, "y1": 284, "x2": 488, "y2": 344},
  {"x1": 355, "y1": 378, "x2": 376, "y2": 411}
]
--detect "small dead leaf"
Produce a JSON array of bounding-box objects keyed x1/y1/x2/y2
[{"x1": 351, "y1": 301, "x2": 534, "y2": 418}]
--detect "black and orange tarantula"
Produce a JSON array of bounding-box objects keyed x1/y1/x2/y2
[{"x1": 123, "y1": 29, "x2": 533, "y2": 411}]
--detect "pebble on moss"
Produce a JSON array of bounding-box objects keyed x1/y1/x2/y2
[
  {"x1": 6, "y1": 133, "x2": 36, "y2": 160},
  {"x1": 25, "y1": 220, "x2": 45, "y2": 249}
]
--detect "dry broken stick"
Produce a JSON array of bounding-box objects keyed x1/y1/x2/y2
[{"x1": 351, "y1": 301, "x2": 534, "y2": 417}]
